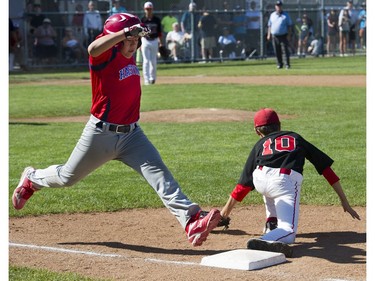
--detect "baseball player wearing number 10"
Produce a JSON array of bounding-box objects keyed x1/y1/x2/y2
[
  {"x1": 12, "y1": 13, "x2": 221, "y2": 247},
  {"x1": 220, "y1": 108, "x2": 360, "y2": 257}
]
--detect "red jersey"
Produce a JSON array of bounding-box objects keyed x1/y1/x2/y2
[{"x1": 89, "y1": 45, "x2": 141, "y2": 124}]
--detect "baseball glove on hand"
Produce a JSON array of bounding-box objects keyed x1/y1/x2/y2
[
  {"x1": 200, "y1": 211, "x2": 231, "y2": 230},
  {"x1": 124, "y1": 24, "x2": 150, "y2": 38},
  {"x1": 158, "y1": 45, "x2": 171, "y2": 61}
]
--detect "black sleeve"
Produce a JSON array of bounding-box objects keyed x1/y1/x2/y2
[
  {"x1": 238, "y1": 146, "x2": 258, "y2": 188},
  {"x1": 301, "y1": 136, "x2": 334, "y2": 174}
]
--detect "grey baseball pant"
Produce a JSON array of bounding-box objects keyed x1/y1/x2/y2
[{"x1": 28, "y1": 115, "x2": 200, "y2": 228}]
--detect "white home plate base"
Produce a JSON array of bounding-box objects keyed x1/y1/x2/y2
[{"x1": 200, "y1": 249, "x2": 286, "y2": 271}]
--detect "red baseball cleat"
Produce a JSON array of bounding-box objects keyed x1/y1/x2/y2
[
  {"x1": 12, "y1": 167, "x2": 38, "y2": 210},
  {"x1": 186, "y1": 208, "x2": 221, "y2": 246}
]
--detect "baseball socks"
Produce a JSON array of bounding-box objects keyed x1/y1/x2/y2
[{"x1": 185, "y1": 209, "x2": 221, "y2": 246}]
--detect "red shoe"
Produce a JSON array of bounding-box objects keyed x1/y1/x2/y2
[
  {"x1": 12, "y1": 167, "x2": 38, "y2": 210},
  {"x1": 186, "y1": 208, "x2": 220, "y2": 246}
]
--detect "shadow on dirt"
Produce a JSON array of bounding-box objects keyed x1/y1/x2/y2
[
  {"x1": 292, "y1": 231, "x2": 366, "y2": 263},
  {"x1": 58, "y1": 241, "x2": 224, "y2": 256}
]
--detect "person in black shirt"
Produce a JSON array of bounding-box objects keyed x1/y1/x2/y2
[{"x1": 220, "y1": 108, "x2": 360, "y2": 257}]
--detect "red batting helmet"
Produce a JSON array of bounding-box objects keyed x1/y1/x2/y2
[
  {"x1": 103, "y1": 13, "x2": 141, "y2": 35},
  {"x1": 254, "y1": 108, "x2": 280, "y2": 127}
]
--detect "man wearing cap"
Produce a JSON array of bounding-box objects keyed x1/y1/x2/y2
[
  {"x1": 267, "y1": 1, "x2": 293, "y2": 69},
  {"x1": 141, "y1": 1, "x2": 163, "y2": 85},
  {"x1": 219, "y1": 108, "x2": 360, "y2": 257}
]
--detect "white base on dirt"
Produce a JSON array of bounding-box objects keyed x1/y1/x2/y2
[{"x1": 200, "y1": 249, "x2": 286, "y2": 271}]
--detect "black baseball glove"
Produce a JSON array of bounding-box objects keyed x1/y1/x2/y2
[
  {"x1": 200, "y1": 210, "x2": 231, "y2": 230},
  {"x1": 158, "y1": 45, "x2": 171, "y2": 61}
]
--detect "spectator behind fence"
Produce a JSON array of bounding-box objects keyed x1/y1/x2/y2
[
  {"x1": 29, "y1": 3, "x2": 46, "y2": 35},
  {"x1": 357, "y1": 2, "x2": 366, "y2": 50},
  {"x1": 232, "y1": 5, "x2": 247, "y2": 57},
  {"x1": 84, "y1": 1, "x2": 103, "y2": 47},
  {"x1": 338, "y1": 1, "x2": 357, "y2": 56},
  {"x1": 216, "y1": 1, "x2": 233, "y2": 32},
  {"x1": 180, "y1": 2, "x2": 200, "y2": 61},
  {"x1": 34, "y1": 18, "x2": 58, "y2": 64},
  {"x1": 217, "y1": 26, "x2": 237, "y2": 59},
  {"x1": 307, "y1": 33, "x2": 323, "y2": 57},
  {"x1": 297, "y1": 14, "x2": 313, "y2": 58},
  {"x1": 166, "y1": 22, "x2": 191, "y2": 61},
  {"x1": 198, "y1": 10, "x2": 218, "y2": 63},
  {"x1": 326, "y1": 9, "x2": 339, "y2": 56},
  {"x1": 161, "y1": 6, "x2": 178, "y2": 42},
  {"x1": 245, "y1": 1, "x2": 261, "y2": 56},
  {"x1": 110, "y1": 0, "x2": 127, "y2": 15},
  {"x1": 9, "y1": 18, "x2": 18, "y2": 71},
  {"x1": 11, "y1": 22, "x2": 27, "y2": 71},
  {"x1": 62, "y1": 27, "x2": 85, "y2": 63},
  {"x1": 338, "y1": 8, "x2": 350, "y2": 56},
  {"x1": 72, "y1": 3, "x2": 85, "y2": 46}
]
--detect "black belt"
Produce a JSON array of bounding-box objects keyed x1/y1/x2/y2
[
  {"x1": 96, "y1": 121, "x2": 137, "y2": 133},
  {"x1": 258, "y1": 166, "x2": 291, "y2": 175}
]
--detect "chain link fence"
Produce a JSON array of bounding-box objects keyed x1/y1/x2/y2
[{"x1": 9, "y1": 0, "x2": 366, "y2": 69}]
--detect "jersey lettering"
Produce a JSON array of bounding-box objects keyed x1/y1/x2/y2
[
  {"x1": 261, "y1": 135, "x2": 296, "y2": 155},
  {"x1": 262, "y1": 138, "x2": 273, "y2": 155},
  {"x1": 119, "y1": 65, "x2": 140, "y2": 81}
]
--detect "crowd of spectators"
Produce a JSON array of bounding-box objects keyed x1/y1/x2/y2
[{"x1": 9, "y1": 0, "x2": 367, "y2": 69}]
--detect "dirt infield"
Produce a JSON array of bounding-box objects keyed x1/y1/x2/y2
[
  {"x1": 9, "y1": 75, "x2": 366, "y2": 280},
  {"x1": 9, "y1": 206, "x2": 366, "y2": 281}
]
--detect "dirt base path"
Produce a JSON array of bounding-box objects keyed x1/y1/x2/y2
[{"x1": 10, "y1": 205, "x2": 366, "y2": 281}]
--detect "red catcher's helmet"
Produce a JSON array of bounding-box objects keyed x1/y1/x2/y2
[
  {"x1": 254, "y1": 108, "x2": 280, "y2": 127},
  {"x1": 103, "y1": 13, "x2": 141, "y2": 35}
]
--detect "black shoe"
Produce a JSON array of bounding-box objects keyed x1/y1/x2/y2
[
  {"x1": 247, "y1": 238, "x2": 293, "y2": 258},
  {"x1": 285, "y1": 65, "x2": 291, "y2": 69},
  {"x1": 149, "y1": 80, "x2": 155, "y2": 84},
  {"x1": 277, "y1": 64, "x2": 283, "y2": 69},
  {"x1": 263, "y1": 218, "x2": 278, "y2": 233}
]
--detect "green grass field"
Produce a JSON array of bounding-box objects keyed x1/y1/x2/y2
[{"x1": 8, "y1": 56, "x2": 366, "y2": 280}]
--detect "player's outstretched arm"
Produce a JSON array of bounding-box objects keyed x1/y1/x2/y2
[
  {"x1": 331, "y1": 181, "x2": 361, "y2": 220},
  {"x1": 221, "y1": 196, "x2": 239, "y2": 218}
]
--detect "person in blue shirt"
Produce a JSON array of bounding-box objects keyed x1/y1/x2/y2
[
  {"x1": 357, "y1": 2, "x2": 366, "y2": 50},
  {"x1": 267, "y1": 1, "x2": 293, "y2": 69},
  {"x1": 110, "y1": 0, "x2": 127, "y2": 15}
]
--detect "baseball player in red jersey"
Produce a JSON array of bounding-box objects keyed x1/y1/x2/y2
[
  {"x1": 220, "y1": 108, "x2": 360, "y2": 257},
  {"x1": 12, "y1": 13, "x2": 221, "y2": 247}
]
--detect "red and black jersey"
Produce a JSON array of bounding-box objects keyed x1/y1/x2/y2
[
  {"x1": 238, "y1": 131, "x2": 334, "y2": 188},
  {"x1": 89, "y1": 45, "x2": 141, "y2": 124}
]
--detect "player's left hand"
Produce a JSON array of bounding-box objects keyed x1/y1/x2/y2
[{"x1": 342, "y1": 201, "x2": 361, "y2": 220}]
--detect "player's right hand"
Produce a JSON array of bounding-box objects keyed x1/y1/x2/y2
[{"x1": 124, "y1": 24, "x2": 150, "y2": 38}]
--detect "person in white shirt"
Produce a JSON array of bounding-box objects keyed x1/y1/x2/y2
[
  {"x1": 83, "y1": 1, "x2": 102, "y2": 46},
  {"x1": 218, "y1": 27, "x2": 237, "y2": 59},
  {"x1": 166, "y1": 22, "x2": 191, "y2": 61}
]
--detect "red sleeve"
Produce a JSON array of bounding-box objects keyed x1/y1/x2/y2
[
  {"x1": 322, "y1": 166, "x2": 340, "y2": 186},
  {"x1": 231, "y1": 184, "x2": 253, "y2": 202}
]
